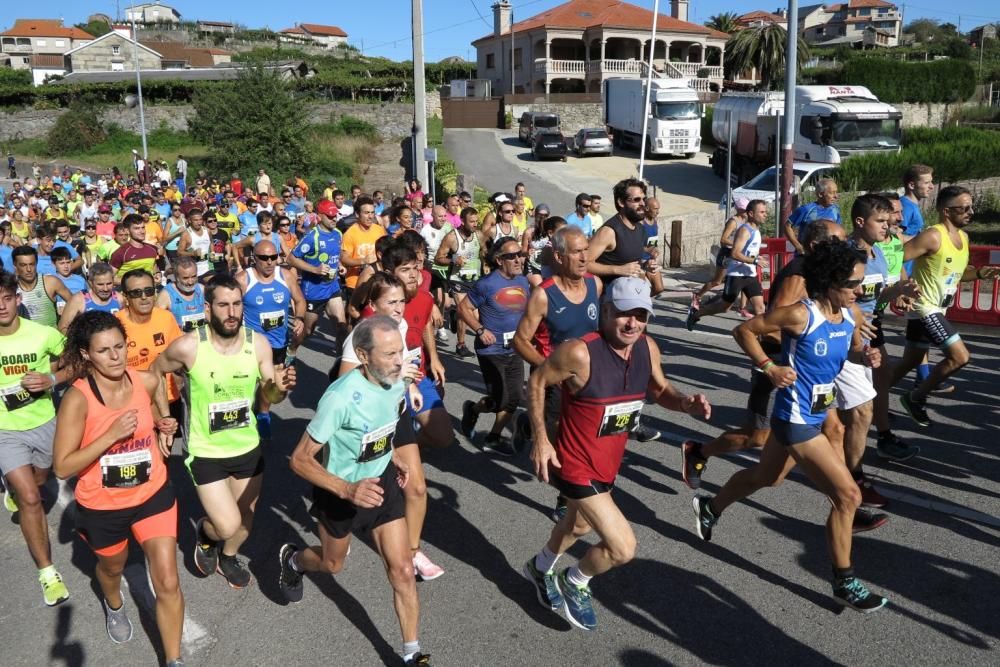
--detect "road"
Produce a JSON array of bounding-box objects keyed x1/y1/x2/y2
[{"x1": 1, "y1": 304, "x2": 998, "y2": 666}]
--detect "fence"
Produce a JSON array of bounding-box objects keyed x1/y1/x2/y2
[{"x1": 756, "y1": 238, "x2": 1000, "y2": 327}]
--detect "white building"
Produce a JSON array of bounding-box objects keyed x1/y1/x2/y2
[
  {"x1": 799, "y1": 0, "x2": 902, "y2": 48},
  {"x1": 0, "y1": 19, "x2": 94, "y2": 84},
  {"x1": 125, "y1": 2, "x2": 182, "y2": 25}
]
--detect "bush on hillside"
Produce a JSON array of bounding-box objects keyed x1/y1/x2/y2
[
  {"x1": 45, "y1": 100, "x2": 108, "y2": 155},
  {"x1": 839, "y1": 58, "x2": 976, "y2": 103}
]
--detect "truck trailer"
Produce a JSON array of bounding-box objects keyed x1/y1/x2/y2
[{"x1": 604, "y1": 78, "x2": 702, "y2": 158}]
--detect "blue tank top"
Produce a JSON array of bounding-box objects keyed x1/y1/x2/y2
[
  {"x1": 772, "y1": 299, "x2": 855, "y2": 426},
  {"x1": 83, "y1": 292, "x2": 122, "y2": 315},
  {"x1": 543, "y1": 276, "x2": 600, "y2": 349},
  {"x1": 243, "y1": 267, "x2": 292, "y2": 348},
  {"x1": 163, "y1": 282, "x2": 206, "y2": 332}
]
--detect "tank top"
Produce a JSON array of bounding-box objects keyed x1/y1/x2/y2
[
  {"x1": 491, "y1": 221, "x2": 517, "y2": 246},
  {"x1": 73, "y1": 369, "x2": 165, "y2": 510},
  {"x1": 243, "y1": 267, "x2": 292, "y2": 348},
  {"x1": 596, "y1": 214, "x2": 646, "y2": 282},
  {"x1": 528, "y1": 233, "x2": 551, "y2": 272},
  {"x1": 772, "y1": 300, "x2": 855, "y2": 427},
  {"x1": 454, "y1": 229, "x2": 482, "y2": 280},
  {"x1": 184, "y1": 327, "x2": 261, "y2": 459},
  {"x1": 533, "y1": 276, "x2": 600, "y2": 358},
  {"x1": 556, "y1": 332, "x2": 652, "y2": 485},
  {"x1": 909, "y1": 223, "x2": 969, "y2": 318},
  {"x1": 188, "y1": 227, "x2": 212, "y2": 275},
  {"x1": 163, "y1": 282, "x2": 206, "y2": 332},
  {"x1": 18, "y1": 277, "x2": 58, "y2": 327},
  {"x1": 726, "y1": 223, "x2": 762, "y2": 277},
  {"x1": 83, "y1": 292, "x2": 122, "y2": 315},
  {"x1": 854, "y1": 242, "x2": 889, "y2": 316}
]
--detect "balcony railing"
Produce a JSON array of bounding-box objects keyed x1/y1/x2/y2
[
  {"x1": 1, "y1": 44, "x2": 33, "y2": 52},
  {"x1": 533, "y1": 58, "x2": 585, "y2": 75},
  {"x1": 535, "y1": 58, "x2": 723, "y2": 81},
  {"x1": 671, "y1": 62, "x2": 724, "y2": 78}
]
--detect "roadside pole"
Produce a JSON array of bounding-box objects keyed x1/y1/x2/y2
[
  {"x1": 779, "y1": 0, "x2": 799, "y2": 234},
  {"x1": 725, "y1": 109, "x2": 734, "y2": 221},
  {"x1": 412, "y1": 0, "x2": 428, "y2": 189},
  {"x1": 638, "y1": 0, "x2": 660, "y2": 181},
  {"x1": 131, "y1": 16, "x2": 148, "y2": 160}
]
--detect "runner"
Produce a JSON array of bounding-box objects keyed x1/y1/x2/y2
[
  {"x1": 692, "y1": 240, "x2": 889, "y2": 613},
  {"x1": 286, "y1": 199, "x2": 346, "y2": 351},
  {"x1": 156, "y1": 256, "x2": 207, "y2": 332},
  {"x1": 586, "y1": 178, "x2": 648, "y2": 285},
  {"x1": 523, "y1": 277, "x2": 710, "y2": 630},
  {"x1": 279, "y1": 315, "x2": 433, "y2": 666},
  {"x1": 640, "y1": 197, "x2": 665, "y2": 297},
  {"x1": 178, "y1": 210, "x2": 213, "y2": 278},
  {"x1": 692, "y1": 198, "x2": 749, "y2": 304},
  {"x1": 12, "y1": 246, "x2": 72, "y2": 328},
  {"x1": 152, "y1": 274, "x2": 296, "y2": 588},
  {"x1": 52, "y1": 312, "x2": 184, "y2": 664},
  {"x1": 109, "y1": 214, "x2": 160, "y2": 282},
  {"x1": 783, "y1": 179, "x2": 842, "y2": 254},
  {"x1": 588, "y1": 195, "x2": 604, "y2": 234},
  {"x1": 340, "y1": 196, "x2": 386, "y2": 308},
  {"x1": 564, "y1": 193, "x2": 593, "y2": 238},
  {"x1": 0, "y1": 272, "x2": 72, "y2": 606},
  {"x1": 457, "y1": 238, "x2": 531, "y2": 455},
  {"x1": 58, "y1": 262, "x2": 123, "y2": 331},
  {"x1": 421, "y1": 205, "x2": 454, "y2": 343},
  {"x1": 433, "y1": 207, "x2": 487, "y2": 358}
]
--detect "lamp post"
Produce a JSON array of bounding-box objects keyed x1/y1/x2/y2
[
  {"x1": 638, "y1": 0, "x2": 660, "y2": 181},
  {"x1": 129, "y1": 11, "x2": 148, "y2": 160}
]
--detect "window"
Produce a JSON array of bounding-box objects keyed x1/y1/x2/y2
[
  {"x1": 111, "y1": 62, "x2": 124, "y2": 71},
  {"x1": 55, "y1": 40, "x2": 65, "y2": 47},
  {"x1": 486, "y1": 53, "x2": 495, "y2": 69},
  {"x1": 23, "y1": 57, "x2": 30, "y2": 64},
  {"x1": 37, "y1": 39, "x2": 47, "y2": 47},
  {"x1": 112, "y1": 45, "x2": 120, "y2": 55},
  {"x1": 513, "y1": 47, "x2": 522, "y2": 70}
]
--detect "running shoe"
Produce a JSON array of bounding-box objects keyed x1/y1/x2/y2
[
  {"x1": 681, "y1": 441, "x2": 707, "y2": 490},
  {"x1": 103, "y1": 596, "x2": 134, "y2": 644},
  {"x1": 857, "y1": 476, "x2": 888, "y2": 509},
  {"x1": 550, "y1": 496, "x2": 568, "y2": 523},
  {"x1": 405, "y1": 654, "x2": 432, "y2": 666},
  {"x1": 632, "y1": 424, "x2": 661, "y2": 443},
  {"x1": 521, "y1": 558, "x2": 563, "y2": 611},
  {"x1": 483, "y1": 434, "x2": 517, "y2": 457},
  {"x1": 460, "y1": 400, "x2": 478, "y2": 439},
  {"x1": 931, "y1": 381, "x2": 956, "y2": 394},
  {"x1": 435, "y1": 327, "x2": 449, "y2": 343},
  {"x1": 455, "y1": 344, "x2": 474, "y2": 358},
  {"x1": 165, "y1": 661, "x2": 186, "y2": 667},
  {"x1": 4, "y1": 487, "x2": 17, "y2": 513},
  {"x1": 217, "y1": 554, "x2": 252, "y2": 589},
  {"x1": 412, "y1": 550, "x2": 445, "y2": 581},
  {"x1": 193, "y1": 518, "x2": 219, "y2": 576},
  {"x1": 689, "y1": 293, "x2": 701, "y2": 310},
  {"x1": 832, "y1": 576, "x2": 888, "y2": 613},
  {"x1": 256, "y1": 411, "x2": 272, "y2": 440},
  {"x1": 852, "y1": 507, "x2": 889, "y2": 533},
  {"x1": 555, "y1": 569, "x2": 597, "y2": 631},
  {"x1": 876, "y1": 432, "x2": 920, "y2": 462},
  {"x1": 512, "y1": 411, "x2": 532, "y2": 453},
  {"x1": 39, "y1": 567, "x2": 70, "y2": 606},
  {"x1": 278, "y1": 543, "x2": 303, "y2": 603},
  {"x1": 685, "y1": 304, "x2": 699, "y2": 331},
  {"x1": 738, "y1": 308, "x2": 754, "y2": 319},
  {"x1": 900, "y1": 392, "x2": 932, "y2": 427},
  {"x1": 692, "y1": 496, "x2": 718, "y2": 542}
]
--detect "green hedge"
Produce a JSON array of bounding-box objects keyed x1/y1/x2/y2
[
  {"x1": 838, "y1": 58, "x2": 976, "y2": 104},
  {"x1": 834, "y1": 126, "x2": 1000, "y2": 191}
]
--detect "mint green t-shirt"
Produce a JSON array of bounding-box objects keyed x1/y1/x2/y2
[{"x1": 306, "y1": 369, "x2": 405, "y2": 483}]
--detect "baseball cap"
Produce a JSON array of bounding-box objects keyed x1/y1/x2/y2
[
  {"x1": 734, "y1": 197, "x2": 750, "y2": 211},
  {"x1": 604, "y1": 277, "x2": 653, "y2": 316},
  {"x1": 98, "y1": 204, "x2": 112, "y2": 213},
  {"x1": 316, "y1": 199, "x2": 339, "y2": 218}
]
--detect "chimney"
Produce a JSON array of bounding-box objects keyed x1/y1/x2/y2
[
  {"x1": 670, "y1": 0, "x2": 689, "y2": 22},
  {"x1": 493, "y1": 1, "x2": 512, "y2": 37}
]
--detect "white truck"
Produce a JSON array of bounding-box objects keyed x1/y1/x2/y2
[
  {"x1": 604, "y1": 78, "x2": 702, "y2": 158},
  {"x1": 710, "y1": 85, "x2": 902, "y2": 184}
]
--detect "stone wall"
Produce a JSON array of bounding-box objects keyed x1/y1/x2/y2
[
  {"x1": 656, "y1": 208, "x2": 726, "y2": 267},
  {"x1": 505, "y1": 102, "x2": 604, "y2": 137},
  {"x1": 895, "y1": 101, "x2": 980, "y2": 130}
]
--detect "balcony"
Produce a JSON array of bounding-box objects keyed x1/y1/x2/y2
[
  {"x1": 587, "y1": 58, "x2": 644, "y2": 75},
  {"x1": 671, "y1": 63, "x2": 724, "y2": 78},
  {"x1": 534, "y1": 58, "x2": 723, "y2": 81},
  {"x1": 533, "y1": 58, "x2": 585, "y2": 75},
  {"x1": 1, "y1": 44, "x2": 33, "y2": 53}
]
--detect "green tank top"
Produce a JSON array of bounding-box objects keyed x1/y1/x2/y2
[
  {"x1": 910, "y1": 223, "x2": 969, "y2": 318},
  {"x1": 19, "y1": 276, "x2": 58, "y2": 328},
  {"x1": 184, "y1": 326, "x2": 261, "y2": 459},
  {"x1": 876, "y1": 234, "x2": 904, "y2": 283}
]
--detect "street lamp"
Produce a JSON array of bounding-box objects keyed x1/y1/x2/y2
[{"x1": 123, "y1": 9, "x2": 149, "y2": 160}]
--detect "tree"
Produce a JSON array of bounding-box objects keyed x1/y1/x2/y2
[
  {"x1": 904, "y1": 18, "x2": 940, "y2": 43},
  {"x1": 189, "y1": 64, "x2": 313, "y2": 177},
  {"x1": 75, "y1": 20, "x2": 111, "y2": 38},
  {"x1": 705, "y1": 12, "x2": 740, "y2": 34},
  {"x1": 724, "y1": 23, "x2": 810, "y2": 90}
]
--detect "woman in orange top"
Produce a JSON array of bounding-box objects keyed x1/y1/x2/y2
[{"x1": 52, "y1": 311, "x2": 184, "y2": 665}]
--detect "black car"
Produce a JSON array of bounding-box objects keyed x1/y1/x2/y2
[{"x1": 532, "y1": 130, "x2": 568, "y2": 161}]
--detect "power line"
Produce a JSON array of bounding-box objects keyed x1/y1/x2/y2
[{"x1": 468, "y1": 0, "x2": 492, "y2": 28}]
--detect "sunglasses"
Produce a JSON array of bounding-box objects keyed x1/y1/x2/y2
[
  {"x1": 85, "y1": 225, "x2": 96, "y2": 230},
  {"x1": 255, "y1": 253, "x2": 279, "y2": 262},
  {"x1": 946, "y1": 205, "x2": 974, "y2": 214},
  {"x1": 837, "y1": 279, "x2": 863, "y2": 289},
  {"x1": 500, "y1": 251, "x2": 527, "y2": 260},
  {"x1": 278, "y1": 223, "x2": 290, "y2": 227},
  {"x1": 125, "y1": 286, "x2": 157, "y2": 298},
  {"x1": 625, "y1": 196, "x2": 644, "y2": 203},
  {"x1": 500, "y1": 209, "x2": 515, "y2": 214}
]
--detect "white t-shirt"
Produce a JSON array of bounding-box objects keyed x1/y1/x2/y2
[{"x1": 341, "y1": 318, "x2": 413, "y2": 366}]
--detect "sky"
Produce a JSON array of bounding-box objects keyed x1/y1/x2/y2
[{"x1": 3, "y1": 0, "x2": 999, "y2": 62}]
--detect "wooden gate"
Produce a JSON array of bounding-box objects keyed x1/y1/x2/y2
[{"x1": 441, "y1": 97, "x2": 503, "y2": 129}]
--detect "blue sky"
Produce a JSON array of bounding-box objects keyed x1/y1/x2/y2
[{"x1": 3, "y1": 1, "x2": 998, "y2": 62}]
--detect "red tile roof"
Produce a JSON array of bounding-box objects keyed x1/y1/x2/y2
[
  {"x1": 1, "y1": 19, "x2": 93, "y2": 40},
  {"x1": 737, "y1": 10, "x2": 787, "y2": 24},
  {"x1": 297, "y1": 23, "x2": 348, "y2": 37},
  {"x1": 141, "y1": 41, "x2": 232, "y2": 68},
  {"x1": 848, "y1": 0, "x2": 895, "y2": 7},
  {"x1": 474, "y1": 0, "x2": 728, "y2": 44},
  {"x1": 825, "y1": 4, "x2": 846, "y2": 11}
]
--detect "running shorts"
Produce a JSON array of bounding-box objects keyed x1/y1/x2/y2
[
  {"x1": 310, "y1": 461, "x2": 405, "y2": 539},
  {"x1": 715, "y1": 246, "x2": 732, "y2": 268},
  {"x1": 552, "y1": 473, "x2": 614, "y2": 500},
  {"x1": 405, "y1": 376, "x2": 444, "y2": 416},
  {"x1": 186, "y1": 445, "x2": 264, "y2": 486},
  {"x1": 769, "y1": 417, "x2": 823, "y2": 448},
  {"x1": 722, "y1": 275, "x2": 763, "y2": 303},
  {"x1": 271, "y1": 346, "x2": 288, "y2": 367},
  {"x1": 834, "y1": 360, "x2": 877, "y2": 411},
  {"x1": 905, "y1": 312, "x2": 961, "y2": 349},
  {"x1": 76, "y1": 482, "x2": 177, "y2": 557},
  {"x1": 0, "y1": 418, "x2": 55, "y2": 475}
]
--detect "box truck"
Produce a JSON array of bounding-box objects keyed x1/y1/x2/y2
[{"x1": 604, "y1": 78, "x2": 702, "y2": 158}]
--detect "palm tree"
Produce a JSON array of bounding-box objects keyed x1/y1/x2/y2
[
  {"x1": 724, "y1": 23, "x2": 811, "y2": 90},
  {"x1": 705, "y1": 12, "x2": 740, "y2": 35}
]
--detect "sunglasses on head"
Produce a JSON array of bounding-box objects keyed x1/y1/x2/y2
[
  {"x1": 255, "y1": 253, "x2": 279, "y2": 262},
  {"x1": 125, "y1": 286, "x2": 157, "y2": 298}
]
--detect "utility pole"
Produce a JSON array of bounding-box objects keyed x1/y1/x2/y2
[
  {"x1": 638, "y1": 0, "x2": 660, "y2": 181},
  {"x1": 779, "y1": 0, "x2": 799, "y2": 232},
  {"x1": 412, "y1": 0, "x2": 428, "y2": 188},
  {"x1": 510, "y1": 7, "x2": 515, "y2": 95},
  {"x1": 131, "y1": 13, "x2": 148, "y2": 160}
]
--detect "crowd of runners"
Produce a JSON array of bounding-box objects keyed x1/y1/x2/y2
[{"x1": 0, "y1": 158, "x2": 996, "y2": 665}]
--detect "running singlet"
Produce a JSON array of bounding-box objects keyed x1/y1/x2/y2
[
  {"x1": 422, "y1": 225, "x2": 451, "y2": 277},
  {"x1": 876, "y1": 234, "x2": 904, "y2": 284},
  {"x1": 163, "y1": 282, "x2": 206, "y2": 332},
  {"x1": 908, "y1": 223, "x2": 969, "y2": 319},
  {"x1": 342, "y1": 223, "x2": 386, "y2": 289},
  {"x1": 466, "y1": 272, "x2": 530, "y2": 356},
  {"x1": 403, "y1": 291, "x2": 434, "y2": 375},
  {"x1": 556, "y1": 332, "x2": 652, "y2": 486},
  {"x1": 292, "y1": 226, "x2": 342, "y2": 301},
  {"x1": 726, "y1": 224, "x2": 762, "y2": 277},
  {"x1": 854, "y1": 242, "x2": 890, "y2": 316},
  {"x1": 243, "y1": 267, "x2": 292, "y2": 348},
  {"x1": 187, "y1": 228, "x2": 212, "y2": 275},
  {"x1": 306, "y1": 368, "x2": 405, "y2": 483},
  {"x1": 0, "y1": 318, "x2": 64, "y2": 431},
  {"x1": 596, "y1": 214, "x2": 647, "y2": 283},
  {"x1": 453, "y1": 229, "x2": 482, "y2": 280},
  {"x1": 18, "y1": 277, "x2": 58, "y2": 327},
  {"x1": 772, "y1": 300, "x2": 855, "y2": 426},
  {"x1": 184, "y1": 327, "x2": 260, "y2": 460},
  {"x1": 533, "y1": 276, "x2": 600, "y2": 358},
  {"x1": 73, "y1": 369, "x2": 165, "y2": 510},
  {"x1": 83, "y1": 292, "x2": 123, "y2": 315}
]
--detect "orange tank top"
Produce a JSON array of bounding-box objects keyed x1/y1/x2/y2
[{"x1": 73, "y1": 369, "x2": 166, "y2": 510}]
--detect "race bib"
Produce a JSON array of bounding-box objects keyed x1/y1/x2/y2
[
  {"x1": 180, "y1": 313, "x2": 206, "y2": 332},
  {"x1": 810, "y1": 382, "x2": 837, "y2": 414},
  {"x1": 259, "y1": 310, "x2": 285, "y2": 332},
  {"x1": 208, "y1": 399, "x2": 251, "y2": 433},
  {"x1": 0, "y1": 383, "x2": 38, "y2": 411},
  {"x1": 940, "y1": 274, "x2": 958, "y2": 308},
  {"x1": 358, "y1": 420, "x2": 396, "y2": 463},
  {"x1": 598, "y1": 400, "x2": 643, "y2": 437},
  {"x1": 502, "y1": 331, "x2": 515, "y2": 349},
  {"x1": 100, "y1": 449, "x2": 152, "y2": 488},
  {"x1": 860, "y1": 273, "x2": 883, "y2": 303},
  {"x1": 647, "y1": 237, "x2": 659, "y2": 248}
]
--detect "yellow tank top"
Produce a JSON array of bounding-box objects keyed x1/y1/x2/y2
[{"x1": 910, "y1": 223, "x2": 969, "y2": 318}]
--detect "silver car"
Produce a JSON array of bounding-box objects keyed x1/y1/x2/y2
[{"x1": 573, "y1": 128, "x2": 612, "y2": 157}]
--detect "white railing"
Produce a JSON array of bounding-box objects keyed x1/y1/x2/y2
[
  {"x1": 687, "y1": 78, "x2": 712, "y2": 92},
  {"x1": 671, "y1": 62, "x2": 723, "y2": 78},
  {"x1": 534, "y1": 58, "x2": 585, "y2": 75},
  {"x1": 535, "y1": 58, "x2": 722, "y2": 81},
  {"x1": 599, "y1": 58, "x2": 644, "y2": 74}
]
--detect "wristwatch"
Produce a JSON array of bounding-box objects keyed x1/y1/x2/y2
[{"x1": 474, "y1": 327, "x2": 485, "y2": 337}]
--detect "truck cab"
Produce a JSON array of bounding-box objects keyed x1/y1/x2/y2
[{"x1": 604, "y1": 78, "x2": 703, "y2": 158}]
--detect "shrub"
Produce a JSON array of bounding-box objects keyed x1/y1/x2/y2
[
  {"x1": 45, "y1": 100, "x2": 107, "y2": 155},
  {"x1": 838, "y1": 58, "x2": 976, "y2": 103}
]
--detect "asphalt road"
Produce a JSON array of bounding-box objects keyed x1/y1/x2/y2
[{"x1": 1, "y1": 303, "x2": 998, "y2": 666}]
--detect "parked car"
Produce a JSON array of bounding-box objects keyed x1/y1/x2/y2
[
  {"x1": 719, "y1": 161, "x2": 837, "y2": 210},
  {"x1": 573, "y1": 128, "x2": 612, "y2": 157},
  {"x1": 519, "y1": 112, "x2": 560, "y2": 145},
  {"x1": 532, "y1": 131, "x2": 568, "y2": 161}
]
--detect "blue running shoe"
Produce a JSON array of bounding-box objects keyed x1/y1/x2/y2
[
  {"x1": 521, "y1": 558, "x2": 563, "y2": 611},
  {"x1": 832, "y1": 577, "x2": 888, "y2": 613},
  {"x1": 555, "y1": 569, "x2": 597, "y2": 631}
]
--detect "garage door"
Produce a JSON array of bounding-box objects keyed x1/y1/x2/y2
[{"x1": 442, "y1": 98, "x2": 503, "y2": 129}]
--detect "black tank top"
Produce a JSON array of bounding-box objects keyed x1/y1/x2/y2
[{"x1": 597, "y1": 214, "x2": 647, "y2": 278}]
